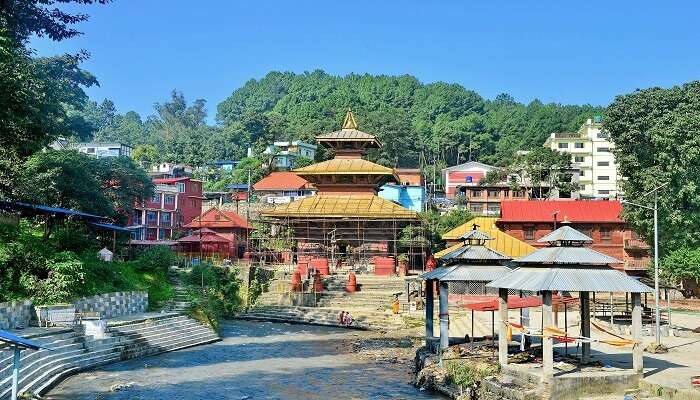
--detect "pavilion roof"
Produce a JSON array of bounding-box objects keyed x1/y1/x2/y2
[
  {"x1": 486, "y1": 266, "x2": 652, "y2": 293},
  {"x1": 487, "y1": 225, "x2": 652, "y2": 293},
  {"x1": 440, "y1": 244, "x2": 511, "y2": 262},
  {"x1": 458, "y1": 230, "x2": 494, "y2": 241},
  {"x1": 294, "y1": 158, "x2": 395, "y2": 176},
  {"x1": 537, "y1": 225, "x2": 593, "y2": 244},
  {"x1": 260, "y1": 194, "x2": 419, "y2": 219},
  {"x1": 177, "y1": 229, "x2": 231, "y2": 243},
  {"x1": 420, "y1": 264, "x2": 512, "y2": 282},
  {"x1": 183, "y1": 208, "x2": 252, "y2": 230}
]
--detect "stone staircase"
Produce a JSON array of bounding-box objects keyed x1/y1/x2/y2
[
  {"x1": 245, "y1": 272, "x2": 415, "y2": 330},
  {"x1": 163, "y1": 269, "x2": 192, "y2": 313},
  {"x1": 0, "y1": 313, "x2": 219, "y2": 399}
]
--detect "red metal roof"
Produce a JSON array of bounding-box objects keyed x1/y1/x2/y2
[
  {"x1": 499, "y1": 200, "x2": 624, "y2": 223},
  {"x1": 153, "y1": 177, "x2": 190, "y2": 184},
  {"x1": 253, "y1": 172, "x2": 313, "y2": 191},
  {"x1": 183, "y1": 208, "x2": 253, "y2": 230}
]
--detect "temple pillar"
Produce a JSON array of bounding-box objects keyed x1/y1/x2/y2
[
  {"x1": 439, "y1": 281, "x2": 449, "y2": 351},
  {"x1": 580, "y1": 291, "x2": 591, "y2": 363},
  {"x1": 425, "y1": 280, "x2": 434, "y2": 341},
  {"x1": 632, "y1": 292, "x2": 643, "y2": 374},
  {"x1": 498, "y1": 288, "x2": 509, "y2": 366},
  {"x1": 542, "y1": 290, "x2": 554, "y2": 383}
]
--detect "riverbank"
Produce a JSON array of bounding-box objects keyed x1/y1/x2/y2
[{"x1": 46, "y1": 320, "x2": 441, "y2": 399}]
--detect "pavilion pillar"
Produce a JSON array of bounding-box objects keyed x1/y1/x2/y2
[
  {"x1": 425, "y1": 280, "x2": 434, "y2": 341},
  {"x1": 439, "y1": 281, "x2": 449, "y2": 351},
  {"x1": 498, "y1": 288, "x2": 509, "y2": 366},
  {"x1": 632, "y1": 292, "x2": 643, "y2": 374},
  {"x1": 11, "y1": 347, "x2": 20, "y2": 400},
  {"x1": 579, "y1": 291, "x2": 591, "y2": 363},
  {"x1": 542, "y1": 290, "x2": 554, "y2": 383}
]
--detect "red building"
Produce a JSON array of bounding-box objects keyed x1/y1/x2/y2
[
  {"x1": 253, "y1": 171, "x2": 316, "y2": 204},
  {"x1": 495, "y1": 200, "x2": 651, "y2": 274},
  {"x1": 179, "y1": 208, "x2": 253, "y2": 260},
  {"x1": 129, "y1": 177, "x2": 203, "y2": 243}
]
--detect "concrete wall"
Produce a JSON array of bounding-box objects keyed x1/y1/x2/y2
[
  {"x1": 0, "y1": 300, "x2": 33, "y2": 330},
  {"x1": 72, "y1": 291, "x2": 148, "y2": 319}
]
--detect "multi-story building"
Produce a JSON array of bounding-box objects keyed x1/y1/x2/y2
[
  {"x1": 149, "y1": 162, "x2": 193, "y2": 179},
  {"x1": 544, "y1": 117, "x2": 620, "y2": 198},
  {"x1": 50, "y1": 139, "x2": 133, "y2": 158},
  {"x1": 441, "y1": 161, "x2": 576, "y2": 215},
  {"x1": 263, "y1": 141, "x2": 317, "y2": 169},
  {"x1": 129, "y1": 177, "x2": 203, "y2": 243},
  {"x1": 495, "y1": 200, "x2": 650, "y2": 275},
  {"x1": 379, "y1": 168, "x2": 426, "y2": 212}
]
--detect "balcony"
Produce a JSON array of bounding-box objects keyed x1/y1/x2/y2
[
  {"x1": 625, "y1": 259, "x2": 650, "y2": 270},
  {"x1": 155, "y1": 184, "x2": 178, "y2": 193},
  {"x1": 625, "y1": 238, "x2": 651, "y2": 250},
  {"x1": 554, "y1": 133, "x2": 585, "y2": 139}
]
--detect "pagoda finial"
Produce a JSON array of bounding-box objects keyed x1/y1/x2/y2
[{"x1": 342, "y1": 108, "x2": 358, "y2": 130}]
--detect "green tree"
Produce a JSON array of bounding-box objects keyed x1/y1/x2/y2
[
  {"x1": 132, "y1": 144, "x2": 159, "y2": 164},
  {"x1": 606, "y1": 81, "x2": 700, "y2": 252},
  {"x1": 661, "y1": 247, "x2": 700, "y2": 283},
  {"x1": 18, "y1": 150, "x2": 152, "y2": 221}
]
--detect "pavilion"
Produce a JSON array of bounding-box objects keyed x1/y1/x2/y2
[
  {"x1": 260, "y1": 111, "x2": 422, "y2": 273},
  {"x1": 486, "y1": 225, "x2": 652, "y2": 384},
  {"x1": 420, "y1": 227, "x2": 512, "y2": 351}
]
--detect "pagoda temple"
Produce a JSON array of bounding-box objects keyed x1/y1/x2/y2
[{"x1": 261, "y1": 111, "x2": 423, "y2": 274}]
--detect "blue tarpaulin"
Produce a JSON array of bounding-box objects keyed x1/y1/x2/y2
[{"x1": 0, "y1": 200, "x2": 108, "y2": 221}]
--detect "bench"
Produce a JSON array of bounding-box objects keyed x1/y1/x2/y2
[{"x1": 43, "y1": 309, "x2": 101, "y2": 327}]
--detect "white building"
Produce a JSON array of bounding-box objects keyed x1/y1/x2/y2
[
  {"x1": 263, "y1": 141, "x2": 317, "y2": 169},
  {"x1": 50, "y1": 139, "x2": 133, "y2": 158},
  {"x1": 544, "y1": 117, "x2": 620, "y2": 198}
]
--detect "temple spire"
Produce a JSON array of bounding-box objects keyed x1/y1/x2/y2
[{"x1": 342, "y1": 109, "x2": 358, "y2": 130}]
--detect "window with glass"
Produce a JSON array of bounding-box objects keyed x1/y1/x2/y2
[
  {"x1": 524, "y1": 226, "x2": 536, "y2": 240},
  {"x1": 487, "y1": 189, "x2": 500, "y2": 198},
  {"x1": 146, "y1": 211, "x2": 157, "y2": 224},
  {"x1": 574, "y1": 156, "x2": 585, "y2": 163},
  {"x1": 597, "y1": 161, "x2": 609, "y2": 166},
  {"x1": 600, "y1": 226, "x2": 612, "y2": 240},
  {"x1": 151, "y1": 193, "x2": 161, "y2": 203},
  {"x1": 575, "y1": 142, "x2": 584, "y2": 149},
  {"x1": 597, "y1": 176, "x2": 610, "y2": 181},
  {"x1": 158, "y1": 229, "x2": 165, "y2": 240},
  {"x1": 160, "y1": 212, "x2": 171, "y2": 226},
  {"x1": 487, "y1": 203, "x2": 500, "y2": 213},
  {"x1": 470, "y1": 189, "x2": 483, "y2": 197},
  {"x1": 146, "y1": 228, "x2": 157, "y2": 241},
  {"x1": 598, "y1": 190, "x2": 610, "y2": 195},
  {"x1": 558, "y1": 142, "x2": 569, "y2": 149},
  {"x1": 469, "y1": 203, "x2": 483, "y2": 213},
  {"x1": 597, "y1": 147, "x2": 610, "y2": 153},
  {"x1": 176, "y1": 182, "x2": 186, "y2": 193},
  {"x1": 132, "y1": 210, "x2": 142, "y2": 224},
  {"x1": 164, "y1": 194, "x2": 175, "y2": 205}
]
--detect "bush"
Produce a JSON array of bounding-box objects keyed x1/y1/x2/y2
[
  {"x1": 445, "y1": 358, "x2": 500, "y2": 387},
  {"x1": 135, "y1": 245, "x2": 178, "y2": 273},
  {"x1": 52, "y1": 223, "x2": 98, "y2": 254},
  {"x1": 32, "y1": 251, "x2": 86, "y2": 305},
  {"x1": 187, "y1": 264, "x2": 244, "y2": 323}
]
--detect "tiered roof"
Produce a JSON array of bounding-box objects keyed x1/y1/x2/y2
[
  {"x1": 294, "y1": 158, "x2": 395, "y2": 176},
  {"x1": 261, "y1": 195, "x2": 417, "y2": 219},
  {"x1": 487, "y1": 226, "x2": 651, "y2": 293}
]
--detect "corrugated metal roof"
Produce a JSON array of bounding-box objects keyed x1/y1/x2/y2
[
  {"x1": 537, "y1": 226, "x2": 593, "y2": 243},
  {"x1": 499, "y1": 200, "x2": 624, "y2": 223},
  {"x1": 513, "y1": 246, "x2": 621, "y2": 265},
  {"x1": 0, "y1": 200, "x2": 108, "y2": 221},
  {"x1": 440, "y1": 245, "x2": 510, "y2": 261},
  {"x1": 438, "y1": 217, "x2": 536, "y2": 259},
  {"x1": 420, "y1": 264, "x2": 512, "y2": 282},
  {"x1": 89, "y1": 222, "x2": 132, "y2": 233},
  {"x1": 459, "y1": 230, "x2": 493, "y2": 241},
  {"x1": 260, "y1": 195, "x2": 419, "y2": 219},
  {"x1": 486, "y1": 267, "x2": 653, "y2": 292},
  {"x1": 294, "y1": 159, "x2": 394, "y2": 175}
]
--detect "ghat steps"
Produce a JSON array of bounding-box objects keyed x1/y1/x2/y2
[{"x1": 0, "y1": 313, "x2": 219, "y2": 399}]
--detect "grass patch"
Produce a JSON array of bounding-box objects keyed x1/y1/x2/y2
[{"x1": 445, "y1": 358, "x2": 500, "y2": 387}]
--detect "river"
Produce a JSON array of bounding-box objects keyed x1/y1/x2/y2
[{"x1": 46, "y1": 320, "x2": 443, "y2": 399}]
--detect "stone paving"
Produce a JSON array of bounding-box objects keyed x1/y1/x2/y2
[{"x1": 46, "y1": 320, "x2": 443, "y2": 400}]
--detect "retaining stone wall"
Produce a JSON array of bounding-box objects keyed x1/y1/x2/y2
[
  {"x1": 0, "y1": 300, "x2": 33, "y2": 329},
  {"x1": 72, "y1": 291, "x2": 148, "y2": 319}
]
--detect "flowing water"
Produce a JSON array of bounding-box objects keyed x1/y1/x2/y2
[{"x1": 47, "y1": 320, "x2": 443, "y2": 399}]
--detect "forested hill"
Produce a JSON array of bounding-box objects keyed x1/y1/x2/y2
[{"x1": 89, "y1": 70, "x2": 604, "y2": 168}]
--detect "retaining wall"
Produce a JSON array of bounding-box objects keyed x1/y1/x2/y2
[
  {"x1": 72, "y1": 291, "x2": 148, "y2": 319},
  {"x1": 0, "y1": 300, "x2": 33, "y2": 330}
]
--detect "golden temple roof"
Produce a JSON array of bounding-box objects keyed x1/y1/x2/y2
[
  {"x1": 260, "y1": 195, "x2": 419, "y2": 219},
  {"x1": 342, "y1": 109, "x2": 358, "y2": 130},
  {"x1": 436, "y1": 216, "x2": 535, "y2": 259},
  {"x1": 315, "y1": 110, "x2": 381, "y2": 145},
  {"x1": 294, "y1": 158, "x2": 395, "y2": 176}
]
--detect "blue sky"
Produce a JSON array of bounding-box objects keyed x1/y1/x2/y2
[{"x1": 32, "y1": 1, "x2": 700, "y2": 122}]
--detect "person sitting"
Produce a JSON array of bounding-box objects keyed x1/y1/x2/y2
[
  {"x1": 338, "y1": 311, "x2": 346, "y2": 325},
  {"x1": 343, "y1": 312, "x2": 353, "y2": 326}
]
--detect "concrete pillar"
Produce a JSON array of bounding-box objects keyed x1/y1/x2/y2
[
  {"x1": 439, "y1": 281, "x2": 449, "y2": 351},
  {"x1": 425, "y1": 280, "x2": 434, "y2": 341},
  {"x1": 580, "y1": 291, "x2": 591, "y2": 363},
  {"x1": 542, "y1": 290, "x2": 554, "y2": 383},
  {"x1": 632, "y1": 292, "x2": 643, "y2": 374},
  {"x1": 498, "y1": 288, "x2": 509, "y2": 366}
]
